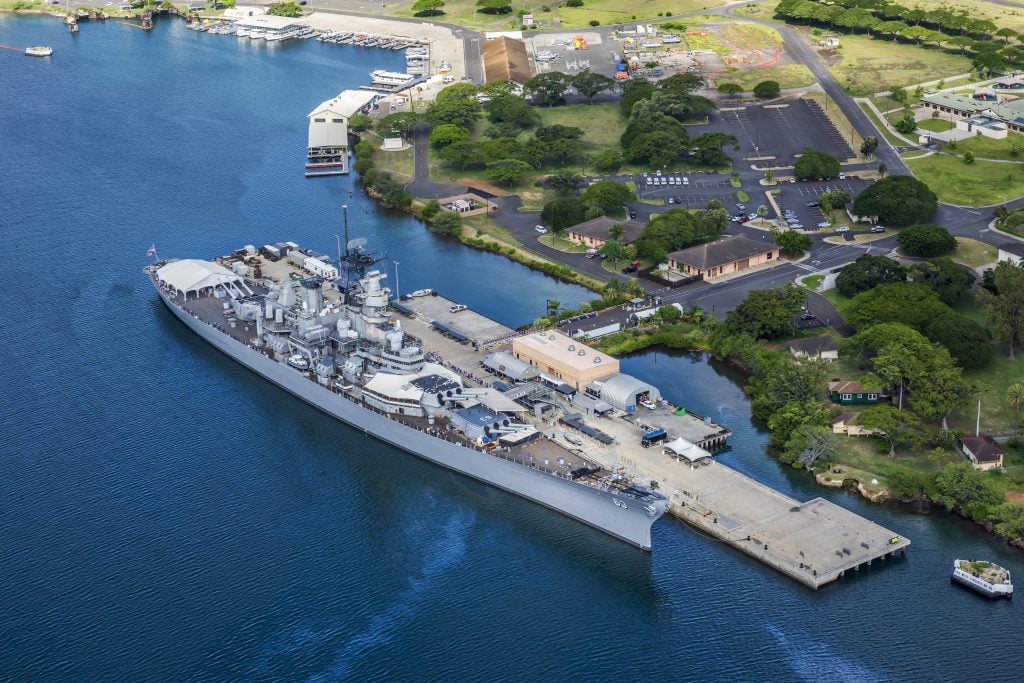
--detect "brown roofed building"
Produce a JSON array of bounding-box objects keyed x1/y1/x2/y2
[
  {"x1": 959, "y1": 435, "x2": 1005, "y2": 471},
  {"x1": 482, "y1": 37, "x2": 531, "y2": 84},
  {"x1": 666, "y1": 235, "x2": 778, "y2": 280},
  {"x1": 566, "y1": 217, "x2": 645, "y2": 248}
]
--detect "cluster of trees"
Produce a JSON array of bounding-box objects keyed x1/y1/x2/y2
[
  {"x1": 352, "y1": 140, "x2": 412, "y2": 210},
  {"x1": 540, "y1": 178, "x2": 636, "y2": 232},
  {"x1": 267, "y1": 1, "x2": 303, "y2": 17},
  {"x1": 852, "y1": 175, "x2": 937, "y2": 226},
  {"x1": 618, "y1": 76, "x2": 726, "y2": 168},
  {"x1": 411, "y1": 0, "x2": 444, "y2": 16},
  {"x1": 631, "y1": 201, "x2": 727, "y2": 263},
  {"x1": 775, "y1": 0, "x2": 1024, "y2": 74},
  {"x1": 897, "y1": 223, "x2": 957, "y2": 257}
]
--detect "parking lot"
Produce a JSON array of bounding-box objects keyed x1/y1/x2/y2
[
  {"x1": 628, "y1": 172, "x2": 737, "y2": 209},
  {"x1": 708, "y1": 99, "x2": 854, "y2": 161},
  {"x1": 773, "y1": 179, "x2": 869, "y2": 231},
  {"x1": 526, "y1": 32, "x2": 620, "y2": 78}
]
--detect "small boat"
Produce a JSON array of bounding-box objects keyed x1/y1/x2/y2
[
  {"x1": 287, "y1": 354, "x2": 310, "y2": 371},
  {"x1": 25, "y1": 46, "x2": 53, "y2": 57},
  {"x1": 951, "y1": 559, "x2": 1013, "y2": 599},
  {"x1": 408, "y1": 289, "x2": 433, "y2": 297}
]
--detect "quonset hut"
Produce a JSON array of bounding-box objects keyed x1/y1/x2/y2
[{"x1": 482, "y1": 351, "x2": 538, "y2": 381}]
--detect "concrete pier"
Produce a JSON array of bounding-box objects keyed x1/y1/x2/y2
[{"x1": 393, "y1": 294, "x2": 908, "y2": 587}]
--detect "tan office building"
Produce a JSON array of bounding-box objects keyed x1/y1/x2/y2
[{"x1": 511, "y1": 330, "x2": 619, "y2": 390}]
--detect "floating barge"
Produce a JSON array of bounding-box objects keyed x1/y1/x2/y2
[{"x1": 952, "y1": 559, "x2": 1013, "y2": 598}]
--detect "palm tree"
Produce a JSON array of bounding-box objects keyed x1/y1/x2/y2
[
  {"x1": 972, "y1": 381, "x2": 990, "y2": 437},
  {"x1": 1008, "y1": 382, "x2": 1024, "y2": 423}
]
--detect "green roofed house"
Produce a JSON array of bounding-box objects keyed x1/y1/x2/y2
[
  {"x1": 919, "y1": 92, "x2": 1024, "y2": 138},
  {"x1": 828, "y1": 381, "x2": 881, "y2": 406}
]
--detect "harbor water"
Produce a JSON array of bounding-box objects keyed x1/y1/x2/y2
[{"x1": 1, "y1": 15, "x2": 1020, "y2": 681}]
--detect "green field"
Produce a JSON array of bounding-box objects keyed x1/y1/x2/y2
[
  {"x1": 721, "y1": 64, "x2": 815, "y2": 90},
  {"x1": 949, "y1": 352, "x2": 1024, "y2": 435},
  {"x1": 905, "y1": 154, "x2": 1024, "y2": 207},
  {"x1": 556, "y1": 0, "x2": 724, "y2": 27},
  {"x1": 917, "y1": 118, "x2": 955, "y2": 133},
  {"x1": 938, "y1": 134, "x2": 1024, "y2": 162},
  {"x1": 829, "y1": 33, "x2": 972, "y2": 97},
  {"x1": 951, "y1": 237, "x2": 998, "y2": 269},
  {"x1": 800, "y1": 274, "x2": 824, "y2": 289},
  {"x1": 534, "y1": 103, "x2": 626, "y2": 151}
]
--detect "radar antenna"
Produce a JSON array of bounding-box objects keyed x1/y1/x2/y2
[{"x1": 337, "y1": 203, "x2": 384, "y2": 288}]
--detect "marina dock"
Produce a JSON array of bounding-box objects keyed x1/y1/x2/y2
[{"x1": 393, "y1": 293, "x2": 909, "y2": 589}]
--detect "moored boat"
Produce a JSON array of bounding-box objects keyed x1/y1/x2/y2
[{"x1": 25, "y1": 46, "x2": 53, "y2": 57}]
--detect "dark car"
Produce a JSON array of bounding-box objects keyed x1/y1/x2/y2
[
  {"x1": 870, "y1": 226, "x2": 886, "y2": 233},
  {"x1": 799, "y1": 312, "x2": 817, "y2": 321},
  {"x1": 629, "y1": 211, "x2": 637, "y2": 219}
]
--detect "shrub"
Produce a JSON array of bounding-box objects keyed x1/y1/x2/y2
[
  {"x1": 897, "y1": 223, "x2": 957, "y2": 257},
  {"x1": 589, "y1": 19, "x2": 599, "y2": 25}
]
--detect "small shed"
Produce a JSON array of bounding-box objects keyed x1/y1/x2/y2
[
  {"x1": 959, "y1": 435, "x2": 1004, "y2": 471},
  {"x1": 383, "y1": 137, "x2": 404, "y2": 151},
  {"x1": 819, "y1": 33, "x2": 840, "y2": 48}
]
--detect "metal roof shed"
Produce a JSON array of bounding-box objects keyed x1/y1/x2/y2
[{"x1": 598, "y1": 373, "x2": 661, "y2": 412}]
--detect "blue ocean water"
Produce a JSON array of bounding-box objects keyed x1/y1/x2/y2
[{"x1": 0, "y1": 15, "x2": 1020, "y2": 681}]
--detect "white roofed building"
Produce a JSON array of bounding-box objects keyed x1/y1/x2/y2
[
  {"x1": 156, "y1": 260, "x2": 253, "y2": 300},
  {"x1": 307, "y1": 90, "x2": 379, "y2": 172}
]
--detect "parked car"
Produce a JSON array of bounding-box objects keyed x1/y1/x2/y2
[
  {"x1": 835, "y1": 226, "x2": 850, "y2": 233},
  {"x1": 790, "y1": 224, "x2": 803, "y2": 229},
  {"x1": 639, "y1": 399, "x2": 658, "y2": 410},
  {"x1": 629, "y1": 211, "x2": 637, "y2": 219},
  {"x1": 622, "y1": 261, "x2": 640, "y2": 274},
  {"x1": 838, "y1": 173, "x2": 846, "y2": 180},
  {"x1": 535, "y1": 225, "x2": 548, "y2": 233},
  {"x1": 667, "y1": 198, "x2": 675, "y2": 204},
  {"x1": 450, "y1": 304, "x2": 468, "y2": 313},
  {"x1": 799, "y1": 312, "x2": 817, "y2": 321},
  {"x1": 736, "y1": 203, "x2": 746, "y2": 210},
  {"x1": 817, "y1": 221, "x2": 831, "y2": 228},
  {"x1": 805, "y1": 201, "x2": 819, "y2": 208},
  {"x1": 870, "y1": 226, "x2": 886, "y2": 233}
]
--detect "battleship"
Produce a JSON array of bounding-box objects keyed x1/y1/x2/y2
[{"x1": 147, "y1": 217, "x2": 669, "y2": 550}]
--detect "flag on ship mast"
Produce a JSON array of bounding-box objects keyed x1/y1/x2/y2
[{"x1": 146, "y1": 244, "x2": 156, "y2": 257}]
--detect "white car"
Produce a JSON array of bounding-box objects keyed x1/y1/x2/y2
[
  {"x1": 682, "y1": 177, "x2": 690, "y2": 185},
  {"x1": 535, "y1": 225, "x2": 548, "y2": 234},
  {"x1": 449, "y1": 304, "x2": 468, "y2": 313},
  {"x1": 835, "y1": 226, "x2": 850, "y2": 233},
  {"x1": 817, "y1": 221, "x2": 831, "y2": 228},
  {"x1": 640, "y1": 399, "x2": 658, "y2": 410}
]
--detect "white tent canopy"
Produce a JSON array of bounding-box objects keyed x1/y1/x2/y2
[
  {"x1": 157, "y1": 260, "x2": 252, "y2": 299},
  {"x1": 664, "y1": 437, "x2": 711, "y2": 463}
]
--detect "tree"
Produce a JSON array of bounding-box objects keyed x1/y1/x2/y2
[
  {"x1": 428, "y1": 123, "x2": 470, "y2": 149},
  {"x1": 1009, "y1": 381, "x2": 1024, "y2": 423},
  {"x1": 724, "y1": 284, "x2": 807, "y2": 340},
  {"x1": 426, "y1": 96, "x2": 480, "y2": 129},
  {"x1": 794, "y1": 149, "x2": 841, "y2": 180},
  {"x1": 835, "y1": 255, "x2": 906, "y2": 297},
  {"x1": 921, "y1": 312, "x2": 992, "y2": 369},
  {"x1": 858, "y1": 405, "x2": 926, "y2": 457},
  {"x1": 620, "y1": 79, "x2": 656, "y2": 116},
  {"x1": 540, "y1": 197, "x2": 588, "y2": 232},
  {"x1": 997, "y1": 26, "x2": 1018, "y2": 43},
  {"x1": 525, "y1": 71, "x2": 572, "y2": 107},
  {"x1": 910, "y1": 257, "x2": 975, "y2": 306},
  {"x1": 752, "y1": 80, "x2": 781, "y2": 98},
  {"x1": 978, "y1": 260, "x2": 1024, "y2": 359},
  {"x1": 717, "y1": 82, "x2": 743, "y2": 96},
  {"x1": 486, "y1": 96, "x2": 540, "y2": 130},
  {"x1": 691, "y1": 132, "x2": 738, "y2": 151},
  {"x1": 767, "y1": 398, "x2": 829, "y2": 448},
  {"x1": 932, "y1": 462, "x2": 1002, "y2": 514},
  {"x1": 545, "y1": 170, "x2": 582, "y2": 194},
  {"x1": 377, "y1": 112, "x2": 424, "y2": 137},
  {"x1": 480, "y1": 136, "x2": 524, "y2": 162},
  {"x1": 901, "y1": 224, "x2": 954, "y2": 255},
  {"x1": 411, "y1": 0, "x2": 444, "y2": 15},
  {"x1": 658, "y1": 73, "x2": 705, "y2": 96},
  {"x1": 782, "y1": 424, "x2": 838, "y2": 469},
  {"x1": 428, "y1": 211, "x2": 462, "y2": 237},
  {"x1": 775, "y1": 229, "x2": 811, "y2": 256},
  {"x1": 475, "y1": 0, "x2": 511, "y2": 13},
  {"x1": 348, "y1": 113, "x2": 373, "y2": 133},
  {"x1": 535, "y1": 124, "x2": 584, "y2": 142},
  {"x1": 592, "y1": 149, "x2": 624, "y2": 172},
  {"x1": 860, "y1": 135, "x2": 878, "y2": 157},
  {"x1": 571, "y1": 71, "x2": 615, "y2": 103},
  {"x1": 621, "y1": 113, "x2": 688, "y2": 149},
  {"x1": 628, "y1": 131, "x2": 685, "y2": 167},
  {"x1": 484, "y1": 159, "x2": 534, "y2": 185},
  {"x1": 894, "y1": 112, "x2": 918, "y2": 134},
  {"x1": 581, "y1": 180, "x2": 636, "y2": 216},
  {"x1": 853, "y1": 175, "x2": 937, "y2": 226},
  {"x1": 845, "y1": 283, "x2": 950, "y2": 331},
  {"x1": 437, "y1": 140, "x2": 483, "y2": 169}
]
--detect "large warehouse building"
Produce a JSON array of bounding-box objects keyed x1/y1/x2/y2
[{"x1": 511, "y1": 331, "x2": 619, "y2": 390}]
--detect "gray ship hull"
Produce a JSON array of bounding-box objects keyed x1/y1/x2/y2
[{"x1": 155, "y1": 287, "x2": 666, "y2": 550}]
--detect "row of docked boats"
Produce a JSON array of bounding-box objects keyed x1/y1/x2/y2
[
  {"x1": 317, "y1": 31, "x2": 420, "y2": 50},
  {"x1": 188, "y1": 20, "x2": 315, "y2": 42}
]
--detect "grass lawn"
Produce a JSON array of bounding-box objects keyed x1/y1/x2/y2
[
  {"x1": 539, "y1": 234, "x2": 587, "y2": 252},
  {"x1": 917, "y1": 118, "x2": 955, "y2": 133},
  {"x1": 736, "y1": 190, "x2": 749, "y2": 202},
  {"x1": 905, "y1": 154, "x2": 1024, "y2": 207},
  {"x1": 938, "y1": 134, "x2": 1024, "y2": 162},
  {"x1": 367, "y1": 134, "x2": 414, "y2": 180},
  {"x1": 828, "y1": 434, "x2": 960, "y2": 490},
  {"x1": 801, "y1": 274, "x2": 824, "y2": 289},
  {"x1": 829, "y1": 33, "x2": 972, "y2": 97},
  {"x1": 858, "y1": 102, "x2": 908, "y2": 147},
  {"x1": 555, "y1": 0, "x2": 725, "y2": 27},
  {"x1": 534, "y1": 103, "x2": 625, "y2": 150},
  {"x1": 893, "y1": 0, "x2": 1024, "y2": 35},
  {"x1": 951, "y1": 237, "x2": 998, "y2": 269},
  {"x1": 723, "y1": 64, "x2": 815, "y2": 90},
  {"x1": 948, "y1": 351, "x2": 1024, "y2": 434},
  {"x1": 822, "y1": 287, "x2": 854, "y2": 314}
]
